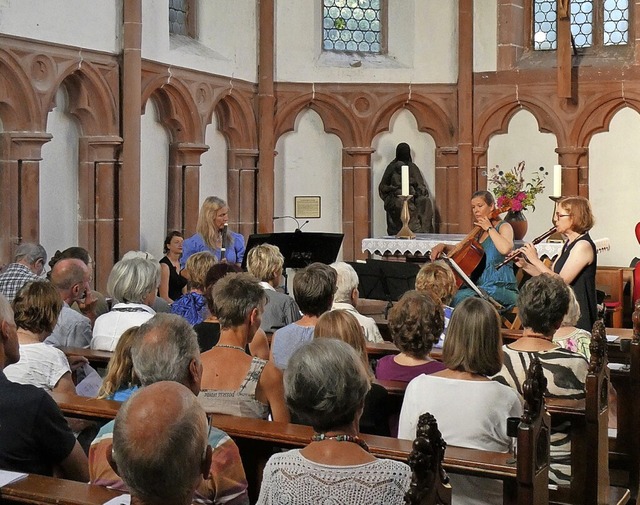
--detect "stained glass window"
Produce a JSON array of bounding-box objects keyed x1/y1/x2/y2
[
  {"x1": 169, "y1": 0, "x2": 190, "y2": 37},
  {"x1": 323, "y1": 0, "x2": 383, "y2": 53},
  {"x1": 533, "y1": 0, "x2": 628, "y2": 51}
]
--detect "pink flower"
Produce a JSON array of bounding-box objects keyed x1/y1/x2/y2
[
  {"x1": 516, "y1": 191, "x2": 526, "y2": 201},
  {"x1": 511, "y1": 199, "x2": 523, "y2": 211},
  {"x1": 497, "y1": 196, "x2": 509, "y2": 208}
]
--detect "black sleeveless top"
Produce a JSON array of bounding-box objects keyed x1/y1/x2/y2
[
  {"x1": 160, "y1": 256, "x2": 187, "y2": 301},
  {"x1": 554, "y1": 233, "x2": 597, "y2": 332}
]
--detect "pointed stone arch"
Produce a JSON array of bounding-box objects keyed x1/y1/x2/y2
[
  {"x1": 213, "y1": 92, "x2": 257, "y2": 149},
  {"x1": 573, "y1": 92, "x2": 640, "y2": 147},
  {"x1": 275, "y1": 91, "x2": 357, "y2": 147},
  {"x1": 142, "y1": 77, "x2": 203, "y2": 144},
  {"x1": 475, "y1": 95, "x2": 564, "y2": 150},
  {"x1": 369, "y1": 95, "x2": 456, "y2": 148},
  {"x1": 46, "y1": 61, "x2": 119, "y2": 136},
  {"x1": 0, "y1": 49, "x2": 41, "y2": 131}
]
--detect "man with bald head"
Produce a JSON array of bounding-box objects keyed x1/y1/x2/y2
[
  {"x1": 0, "y1": 293, "x2": 88, "y2": 480},
  {"x1": 90, "y1": 313, "x2": 249, "y2": 505},
  {"x1": 0, "y1": 243, "x2": 47, "y2": 302},
  {"x1": 111, "y1": 382, "x2": 211, "y2": 505},
  {"x1": 45, "y1": 258, "x2": 93, "y2": 348}
]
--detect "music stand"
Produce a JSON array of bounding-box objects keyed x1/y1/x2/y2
[{"x1": 348, "y1": 259, "x2": 421, "y2": 315}]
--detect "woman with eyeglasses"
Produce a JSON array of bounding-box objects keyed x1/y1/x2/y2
[{"x1": 515, "y1": 196, "x2": 596, "y2": 331}]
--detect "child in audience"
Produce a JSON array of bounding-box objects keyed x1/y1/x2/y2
[
  {"x1": 96, "y1": 326, "x2": 141, "y2": 402},
  {"x1": 270, "y1": 263, "x2": 336, "y2": 370},
  {"x1": 375, "y1": 290, "x2": 446, "y2": 383},
  {"x1": 398, "y1": 297, "x2": 522, "y2": 505},
  {"x1": 314, "y1": 309, "x2": 390, "y2": 436}
]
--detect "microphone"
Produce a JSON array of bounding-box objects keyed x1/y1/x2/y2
[
  {"x1": 220, "y1": 223, "x2": 228, "y2": 261},
  {"x1": 296, "y1": 220, "x2": 310, "y2": 233},
  {"x1": 273, "y1": 215, "x2": 302, "y2": 230}
]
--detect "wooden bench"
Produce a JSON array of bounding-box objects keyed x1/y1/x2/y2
[
  {"x1": 0, "y1": 473, "x2": 123, "y2": 505},
  {"x1": 53, "y1": 372, "x2": 550, "y2": 505}
]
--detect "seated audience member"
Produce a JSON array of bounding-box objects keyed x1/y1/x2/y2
[
  {"x1": 159, "y1": 230, "x2": 187, "y2": 303},
  {"x1": 90, "y1": 313, "x2": 249, "y2": 505},
  {"x1": 171, "y1": 251, "x2": 216, "y2": 325},
  {"x1": 246, "y1": 244, "x2": 301, "y2": 333},
  {"x1": 111, "y1": 382, "x2": 211, "y2": 505},
  {"x1": 45, "y1": 258, "x2": 93, "y2": 348},
  {"x1": 257, "y1": 339, "x2": 411, "y2": 505},
  {"x1": 198, "y1": 273, "x2": 289, "y2": 422},
  {"x1": 4, "y1": 282, "x2": 76, "y2": 394},
  {"x1": 96, "y1": 326, "x2": 141, "y2": 402},
  {"x1": 314, "y1": 309, "x2": 390, "y2": 436},
  {"x1": 414, "y1": 261, "x2": 457, "y2": 346},
  {"x1": 270, "y1": 263, "x2": 337, "y2": 370},
  {"x1": 121, "y1": 251, "x2": 171, "y2": 314},
  {"x1": 553, "y1": 286, "x2": 592, "y2": 360},
  {"x1": 329, "y1": 262, "x2": 383, "y2": 343},
  {"x1": 47, "y1": 247, "x2": 109, "y2": 324},
  {"x1": 193, "y1": 264, "x2": 269, "y2": 359},
  {"x1": 398, "y1": 297, "x2": 522, "y2": 505},
  {"x1": 376, "y1": 290, "x2": 446, "y2": 383},
  {"x1": 91, "y1": 257, "x2": 159, "y2": 351},
  {"x1": 0, "y1": 293, "x2": 88, "y2": 481},
  {"x1": 0, "y1": 243, "x2": 47, "y2": 302},
  {"x1": 492, "y1": 274, "x2": 588, "y2": 485}
]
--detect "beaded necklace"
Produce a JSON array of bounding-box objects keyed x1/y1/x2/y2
[
  {"x1": 311, "y1": 432, "x2": 370, "y2": 452},
  {"x1": 215, "y1": 344, "x2": 245, "y2": 352}
]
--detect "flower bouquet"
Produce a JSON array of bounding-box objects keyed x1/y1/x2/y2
[{"x1": 487, "y1": 161, "x2": 547, "y2": 212}]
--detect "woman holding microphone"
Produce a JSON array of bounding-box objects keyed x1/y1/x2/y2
[{"x1": 181, "y1": 196, "x2": 245, "y2": 268}]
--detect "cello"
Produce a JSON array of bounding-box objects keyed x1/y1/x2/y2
[{"x1": 438, "y1": 205, "x2": 510, "y2": 288}]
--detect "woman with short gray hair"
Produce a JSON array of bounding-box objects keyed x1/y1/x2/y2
[
  {"x1": 91, "y1": 257, "x2": 160, "y2": 351},
  {"x1": 256, "y1": 339, "x2": 411, "y2": 504}
]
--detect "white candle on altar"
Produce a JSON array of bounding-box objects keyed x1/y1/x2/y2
[
  {"x1": 553, "y1": 164, "x2": 562, "y2": 197},
  {"x1": 401, "y1": 165, "x2": 409, "y2": 196}
]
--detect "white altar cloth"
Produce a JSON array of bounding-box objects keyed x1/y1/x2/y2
[{"x1": 362, "y1": 234, "x2": 611, "y2": 259}]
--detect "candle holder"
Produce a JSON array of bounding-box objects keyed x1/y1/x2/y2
[{"x1": 396, "y1": 195, "x2": 416, "y2": 239}]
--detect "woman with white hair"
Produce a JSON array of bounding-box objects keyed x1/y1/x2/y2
[
  {"x1": 256, "y1": 339, "x2": 411, "y2": 504},
  {"x1": 91, "y1": 257, "x2": 160, "y2": 351}
]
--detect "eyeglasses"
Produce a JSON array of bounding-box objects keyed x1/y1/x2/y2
[{"x1": 555, "y1": 213, "x2": 571, "y2": 219}]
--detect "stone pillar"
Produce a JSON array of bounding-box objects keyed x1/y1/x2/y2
[
  {"x1": 342, "y1": 147, "x2": 374, "y2": 261},
  {"x1": 78, "y1": 136, "x2": 122, "y2": 292},
  {"x1": 167, "y1": 143, "x2": 209, "y2": 237},
  {"x1": 0, "y1": 132, "x2": 51, "y2": 263},
  {"x1": 457, "y1": 0, "x2": 475, "y2": 233},
  {"x1": 257, "y1": 0, "x2": 275, "y2": 233},
  {"x1": 556, "y1": 147, "x2": 589, "y2": 198},
  {"x1": 228, "y1": 148, "x2": 259, "y2": 240},
  {"x1": 121, "y1": 0, "x2": 142, "y2": 253},
  {"x1": 434, "y1": 147, "x2": 459, "y2": 233}
]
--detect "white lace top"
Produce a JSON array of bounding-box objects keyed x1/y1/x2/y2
[{"x1": 256, "y1": 449, "x2": 410, "y2": 505}]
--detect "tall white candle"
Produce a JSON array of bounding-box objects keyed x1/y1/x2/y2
[
  {"x1": 401, "y1": 165, "x2": 409, "y2": 196},
  {"x1": 553, "y1": 164, "x2": 562, "y2": 197}
]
